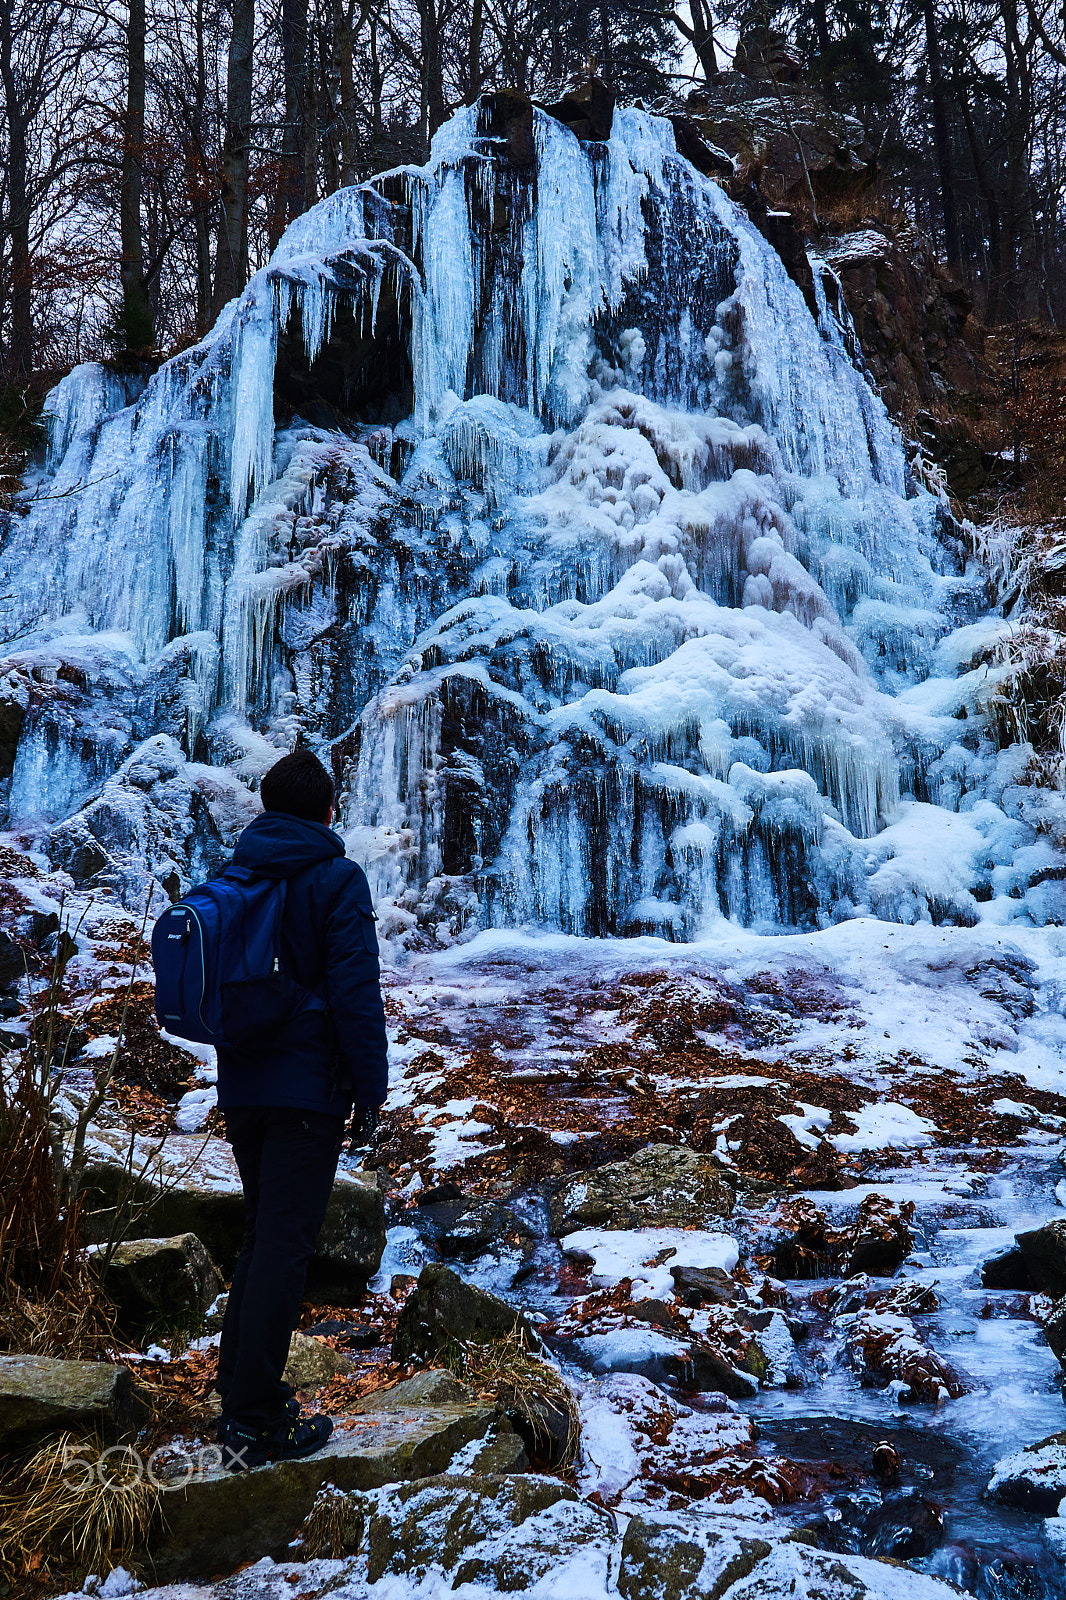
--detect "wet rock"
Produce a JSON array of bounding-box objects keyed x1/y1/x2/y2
[
  {"x1": 150, "y1": 1402, "x2": 503, "y2": 1580},
  {"x1": 617, "y1": 1514, "x2": 771, "y2": 1599},
  {"x1": 1043, "y1": 1297, "x2": 1066, "y2": 1364},
  {"x1": 981, "y1": 1245, "x2": 1034, "y2": 1290},
  {"x1": 0, "y1": 668, "x2": 28, "y2": 784},
  {"x1": 671, "y1": 1264, "x2": 736, "y2": 1307},
  {"x1": 366, "y1": 1472, "x2": 614, "y2": 1587},
  {"x1": 1016, "y1": 1220, "x2": 1066, "y2": 1297},
  {"x1": 283, "y1": 1331, "x2": 358, "y2": 1391},
  {"x1": 669, "y1": 1342, "x2": 760, "y2": 1400},
  {"x1": 988, "y1": 1430, "x2": 1066, "y2": 1513},
  {"x1": 547, "y1": 1143, "x2": 734, "y2": 1236},
  {"x1": 96, "y1": 1232, "x2": 223, "y2": 1340},
  {"x1": 773, "y1": 1194, "x2": 913, "y2": 1280},
  {"x1": 74, "y1": 1127, "x2": 385, "y2": 1296},
  {"x1": 418, "y1": 1180, "x2": 463, "y2": 1206},
  {"x1": 844, "y1": 1309, "x2": 967, "y2": 1403},
  {"x1": 0, "y1": 1354, "x2": 147, "y2": 1446},
  {"x1": 391, "y1": 1263, "x2": 533, "y2": 1363},
  {"x1": 862, "y1": 1491, "x2": 944, "y2": 1559},
  {"x1": 433, "y1": 1197, "x2": 507, "y2": 1258},
  {"x1": 0, "y1": 927, "x2": 26, "y2": 990}
]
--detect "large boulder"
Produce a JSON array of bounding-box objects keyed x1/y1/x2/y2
[
  {"x1": 365, "y1": 1473, "x2": 614, "y2": 1587},
  {"x1": 618, "y1": 1515, "x2": 770, "y2": 1600},
  {"x1": 72, "y1": 1127, "x2": 385, "y2": 1297},
  {"x1": 1016, "y1": 1220, "x2": 1066, "y2": 1297},
  {"x1": 95, "y1": 1232, "x2": 223, "y2": 1340},
  {"x1": 149, "y1": 1400, "x2": 503, "y2": 1580},
  {"x1": 987, "y1": 1430, "x2": 1066, "y2": 1514},
  {"x1": 0, "y1": 1354, "x2": 147, "y2": 1447},
  {"x1": 392, "y1": 1264, "x2": 533, "y2": 1363},
  {"x1": 547, "y1": 1144, "x2": 735, "y2": 1237}
]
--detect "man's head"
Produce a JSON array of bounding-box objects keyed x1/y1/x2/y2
[{"x1": 260, "y1": 749, "x2": 335, "y2": 825}]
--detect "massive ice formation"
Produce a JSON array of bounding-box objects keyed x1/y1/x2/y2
[{"x1": 0, "y1": 98, "x2": 1059, "y2": 934}]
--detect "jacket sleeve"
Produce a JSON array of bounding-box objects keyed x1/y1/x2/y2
[{"x1": 324, "y1": 863, "x2": 389, "y2": 1107}]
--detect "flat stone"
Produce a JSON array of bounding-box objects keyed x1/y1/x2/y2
[
  {"x1": 391, "y1": 1263, "x2": 532, "y2": 1363},
  {"x1": 547, "y1": 1144, "x2": 735, "y2": 1237},
  {"x1": 1016, "y1": 1221, "x2": 1066, "y2": 1297},
  {"x1": 350, "y1": 1369, "x2": 473, "y2": 1411},
  {"x1": 988, "y1": 1430, "x2": 1066, "y2": 1513},
  {"x1": 96, "y1": 1232, "x2": 223, "y2": 1340},
  {"x1": 150, "y1": 1403, "x2": 500, "y2": 1580},
  {"x1": 283, "y1": 1331, "x2": 358, "y2": 1391},
  {"x1": 0, "y1": 1354, "x2": 147, "y2": 1447},
  {"x1": 73, "y1": 1128, "x2": 384, "y2": 1296}
]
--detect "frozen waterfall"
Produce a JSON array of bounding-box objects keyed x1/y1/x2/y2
[{"x1": 0, "y1": 96, "x2": 1059, "y2": 937}]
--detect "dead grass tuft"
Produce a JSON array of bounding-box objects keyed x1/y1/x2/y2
[
  {"x1": 437, "y1": 1327, "x2": 581, "y2": 1469},
  {"x1": 0, "y1": 1429, "x2": 158, "y2": 1580}
]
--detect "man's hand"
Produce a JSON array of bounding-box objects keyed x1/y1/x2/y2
[{"x1": 347, "y1": 1104, "x2": 380, "y2": 1149}]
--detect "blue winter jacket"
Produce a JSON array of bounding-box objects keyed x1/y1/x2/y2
[{"x1": 214, "y1": 811, "x2": 389, "y2": 1118}]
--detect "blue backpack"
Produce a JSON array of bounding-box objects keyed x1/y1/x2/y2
[{"x1": 151, "y1": 864, "x2": 327, "y2": 1047}]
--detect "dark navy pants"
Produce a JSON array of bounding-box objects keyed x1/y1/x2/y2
[{"x1": 217, "y1": 1105, "x2": 344, "y2": 1427}]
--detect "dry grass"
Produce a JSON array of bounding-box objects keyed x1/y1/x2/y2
[
  {"x1": 437, "y1": 1327, "x2": 581, "y2": 1469},
  {"x1": 0, "y1": 1430, "x2": 158, "y2": 1582}
]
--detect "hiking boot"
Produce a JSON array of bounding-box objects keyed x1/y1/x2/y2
[
  {"x1": 218, "y1": 1409, "x2": 333, "y2": 1472},
  {"x1": 215, "y1": 1395, "x2": 299, "y2": 1442}
]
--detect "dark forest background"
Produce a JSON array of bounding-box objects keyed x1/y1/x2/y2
[{"x1": 1, "y1": 0, "x2": 1064, "y2": 384}]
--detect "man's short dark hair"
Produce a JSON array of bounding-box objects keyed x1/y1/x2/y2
[{"x1": 260, "y1": 749, "x2": 335, "y2": 823}]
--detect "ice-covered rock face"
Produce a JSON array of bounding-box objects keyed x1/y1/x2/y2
[{"x1": 0, "y1": 99, "x2": 1058, "y2": 931}]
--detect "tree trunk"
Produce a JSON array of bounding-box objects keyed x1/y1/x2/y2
[
  {"x1": 690, "y1": 0, "x2": 719, "y2": 83},
  {"x1": 0, "y1": 7, "x2": 32, "y2": 377},
  {"x1": 420, "y1": 0, "x2": 447, "y2": 142},
  {"x1": 120, "y1": 0, "x2": 154, "y2": 351},
  {"x1": 280, "y1": 0, "x2": 309, "y2": 231},
  {"x1": 467, "y1": 0, "x2": 485, "y2": 100},
  {"x1": 922, "y1": 0, "x2": 962, "y2": 273},
  {"x1": 598, "y1": 0, "x2": 612, "y2": 83},
  {"x1": 212, "y1": 0, "x2": 255, "y2": 315}
]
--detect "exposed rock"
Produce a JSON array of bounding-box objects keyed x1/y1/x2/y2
[
  {"x1": 668, "y1": 1342, "x2": 760, "y2": 1400},
  {"x1": 0, "y1": 1354, "x2": 147, "y2": 1446},
  {"x1": 465, "y1": 1423, "x2": 530, "y2": 1475},
  {"x1": 0, "y1": 666, "x2": 28, "y2": 785},
  {"x1": 773, "y1": 1194, "x2": 913, "y2": 1280},
  {"x1": 351, "y1": 1369, "x2": 473, "y2": 1411},
  {"x1": 671, "y1": 1264, "x2": 737, "y2": 1307},
  {"x1": 149, "y1": 1402, "x2": 503, "y2": 1580},
  {"x1": 617, "y1": 1514, "x2": 771, "y2": 1600},
  {"x1": 988, "y1": 1430, "x2": 1066, "y2": 1513},
  {"x1": 73, "y1": 1126, "x2": 385, "y2": 1295},
  {"x1": 417, "y1": 1180, "x2": 463, "y2": 1206},
  {"x1": 981, "y1": 1246, "x2": 1034, "y2": 1290},
  {"x1": 542, "y1": 77, "x2": 614, "y2": 143},
  {"x1": 821, "y1": 229, "x2": 982, "y2": 438},
  {"x1": 427, "y1": 1196, "x2": 508, "y2": 1257},
  {"x1": 479, "y1": 89, "x2": 535, "y2": 168},
  {"x1": 365, "y1": 1473, "x2": 614, "y2": 1587},
  {"x1": 1044, "y1": 1297, "x2": 1066, "y2": 1365},
  {"x1": 95, "y1": 1232, "x2": 222, "y2": 1340},
  {"x1": 496, "y1": 1386, "x2": 573, "y2": 1468},
  {"x1": 617, "y1": 1511, "x2": 963, "y2": 1599},
  {"x1": 283, "y1": 1331, "x2": 358, "y2": 1391},
  {"x1": 1016, "y1": 1220, "x2": 1066, "y2": 1297},
  {"x1": 547, "y1": 1144, "x2": 735, "y2": 1236},
  {"x1": 861, "y1": 1490, "x2": 944, "y2": 1559},
  {"x1": 391, "y1": 1263, "x2": 533, "y2": 1363},
  {"x1": 844, "y1": 1309, "x2": 967, "y2": 1403}
]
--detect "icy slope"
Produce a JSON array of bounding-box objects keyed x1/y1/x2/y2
[{"x1": 0, "y1": 98, "x2": 1059, "y2": 934}]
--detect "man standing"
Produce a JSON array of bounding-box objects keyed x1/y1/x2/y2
[{"x1": 214, "y1": 748, "x2": 388, "y2": 1471}]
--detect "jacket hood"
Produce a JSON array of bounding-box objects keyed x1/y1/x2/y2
[{"x1": 232, "y1": 811, "x2": 346, "y2": 877}]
